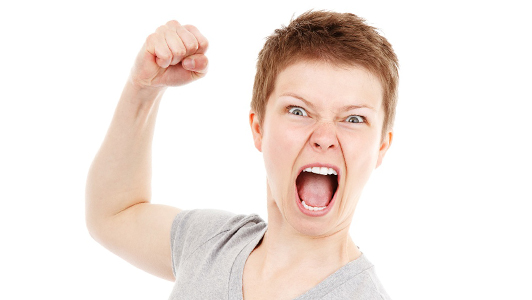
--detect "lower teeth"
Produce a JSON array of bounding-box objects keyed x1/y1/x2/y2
[{"x1": 301, "y1": 200, "x2": 326, "y2": 211}]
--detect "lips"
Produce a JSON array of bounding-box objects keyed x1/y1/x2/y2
[{"x1": 295, "y1": 164, "x2": 340, "y2": 216}]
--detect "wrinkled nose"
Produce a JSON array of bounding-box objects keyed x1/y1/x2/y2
[{"x1": 309, "y1": 122, "x2": 338, "y2": 152}]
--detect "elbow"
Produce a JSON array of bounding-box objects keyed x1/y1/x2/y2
[
  {"x1": 85, "y1": 206, "x2": 102, "y2": 242},
  {"x1": 85, "y1": 193, "x2": 109, "y2": 244}
]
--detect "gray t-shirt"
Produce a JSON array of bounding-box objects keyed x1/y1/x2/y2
[{"x1": 169, "y1": 209, "x2": 391, "y2": 299}]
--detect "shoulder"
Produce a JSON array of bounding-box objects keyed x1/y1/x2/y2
[
  {"x1": 346, "y1": 265, "x2": 390, "y2": 300},
  {"x1": 170, "y1": 209, "x2": 266, "y2": 275},
  {"x1": 171, "y1": 209, "x2": 265, "y2": 242}
]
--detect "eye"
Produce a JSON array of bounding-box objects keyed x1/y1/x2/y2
[
  {"x1": 345, "y1": 115, "x2": 365, "y2": 123},
  {"x1": 288, "y1": 106, "x2": 308, "y2": 117}
]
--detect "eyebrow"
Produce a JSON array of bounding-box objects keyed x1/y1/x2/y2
[{"x1": 280, "y1": 92, "x2": 376, "y2": 112}]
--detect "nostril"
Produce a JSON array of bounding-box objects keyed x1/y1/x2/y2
[
  {"x1": 314, "y1": 142, "x2": 336, "y2": 148},
  {"x1": 313, "y1": 142, "x2": 336, "y2": 150}
]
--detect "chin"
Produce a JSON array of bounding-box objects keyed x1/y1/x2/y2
[
  {"x1": 292, "y1": 192, "x2": 358, "y2": 238},
  {"x1": 289, "y1": 217, "x2": 338, "y2": 237}
]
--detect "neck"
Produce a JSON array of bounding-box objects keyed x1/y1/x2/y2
[{"x1": 250, "y1": 199, "x2": 361, "y2": 280}]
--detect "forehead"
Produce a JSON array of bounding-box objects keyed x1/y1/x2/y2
[{"x1": 269, "y1": 60, "x2": 384, "y2": 113}]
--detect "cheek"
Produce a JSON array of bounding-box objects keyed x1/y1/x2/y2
[
  {"x1": 341, "y1": 132, "x2": 381, "y2": 188},
  {"x1": 262, "y1": 122, "x2": 307, "y2": 193}
]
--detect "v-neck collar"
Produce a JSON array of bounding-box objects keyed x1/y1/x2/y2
[{"x1": 227, "y1": 226, "x2": 373, "y2": 300}]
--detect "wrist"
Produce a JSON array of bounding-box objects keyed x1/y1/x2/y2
[
  {"x1": 128, "y1": 75, "x2": 167, "y2": 95},
  {"x1": 122, "y1": 78, "x2": 167, "y2": 107}
]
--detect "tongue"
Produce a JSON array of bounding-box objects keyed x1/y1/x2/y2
[{"x1": 296, "y1": 172, "x2": 336, "y2": 207}]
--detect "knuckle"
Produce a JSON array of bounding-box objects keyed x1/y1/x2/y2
[
  {"x1": 159, "y1": 52, "x2": 172, "y2": 60},
  {"x1": 185, "y1": 41, "x2": 199, "y2": 51},
  {"x1": 184, "y1": 24, "x2": 197, "y2": 31},
  {"x1": 156, "y1": 25, "x2": 166, "y2": 33},
  {"x1": 146, "y1": 33, "x2": 157, "y2": 43},
  {"x1": 175, "y1": 48, "x2": 186, "y2": 57},
  {"x1": 201, "y1": 39, "x2": 209, "y2": 49},
  {"x1": 166, "y1": 20, "x2": 180, "y2": 27}
]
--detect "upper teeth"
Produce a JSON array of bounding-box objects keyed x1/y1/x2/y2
[{"x1": 303, "y1": 167, "x2": 337, "y2": 176}]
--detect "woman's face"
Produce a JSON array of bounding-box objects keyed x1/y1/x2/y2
[{"x1": 250, "y1": 60, "x2": 391, "y2": 237}]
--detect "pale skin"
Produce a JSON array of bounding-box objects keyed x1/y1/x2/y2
[{"x1": 86, "y1": 20, "x2": 392, "y2": 299}]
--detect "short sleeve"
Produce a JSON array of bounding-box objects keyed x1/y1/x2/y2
[{"x1": 169, "y1": 209, "x2": 237, "y2": 277}]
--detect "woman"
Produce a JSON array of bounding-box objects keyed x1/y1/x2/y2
[{"x1": 86, "y1": 10, "x2": 397, "y2": 299}]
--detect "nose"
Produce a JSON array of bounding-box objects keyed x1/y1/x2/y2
[{"x1": 309, "y1": 122, "x2": 338, "y2": 152}]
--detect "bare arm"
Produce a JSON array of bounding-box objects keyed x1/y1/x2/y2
[{"x1": 85, "y1": 21, "x2": 208, "y2": 281}]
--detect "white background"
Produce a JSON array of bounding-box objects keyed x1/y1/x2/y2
[{"x1": 1, "y1": 0, "x2": 531, "y2": 299}]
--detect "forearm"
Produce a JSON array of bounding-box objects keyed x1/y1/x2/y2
[{"x1": 85, "y1": 79, "x2": 165, "y2": 232}]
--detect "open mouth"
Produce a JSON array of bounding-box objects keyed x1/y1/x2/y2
[{"x1": 296, "y1": 166, "x2": 339, "y2": 212}]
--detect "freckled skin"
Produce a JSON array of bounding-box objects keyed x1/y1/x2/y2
[{"x1": 250, "y1": 60, "x2": 392, "y2": 238}]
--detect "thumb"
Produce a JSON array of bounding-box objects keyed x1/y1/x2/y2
[{"x1": 182, "y1": 54, "x2": 208, "y2": 74}]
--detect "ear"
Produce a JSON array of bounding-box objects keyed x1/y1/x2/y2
[
  {"x1": 376, "y1": 131, "x2": 393, "y2": 168},
  {"x1": 249, "y1": 111, "x2": 263, "y2": 152}
]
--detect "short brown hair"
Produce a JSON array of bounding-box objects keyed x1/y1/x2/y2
[{"x1": 251, "y1": 10, "x2": 399, "y2": 135}]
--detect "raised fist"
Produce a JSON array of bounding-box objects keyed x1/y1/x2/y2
[{"x1": 130, "y1": 20, "x2": 209, "y2": 89}]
